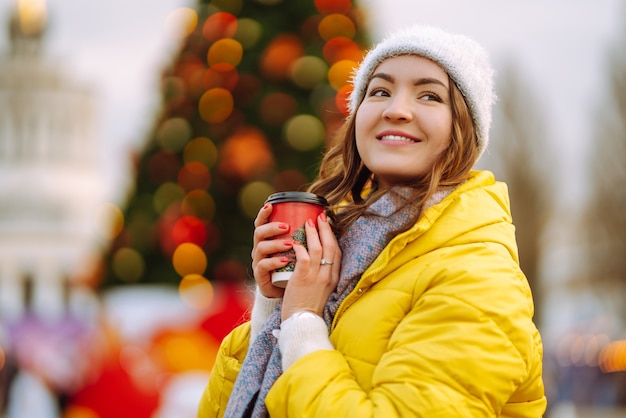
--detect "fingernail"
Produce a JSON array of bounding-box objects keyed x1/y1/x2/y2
[
  {"x1": 263, "y1": 203, "x2": 270, "y2": 209},
  {"x1": 278, "y1": 223, "x2": 288, "y2": 230},
  {"x1": 283, "y1": 240, "x2": 293, "y2": 246},
  {"x1": 280, "y1": 257, "x2": 289, "y2": 262},
  {"x1": 306, "y1": 218, "x2": 314, "y2": 227},
  {"x1": 320, "y1": 212, "x2": 327, "y2": 222}
]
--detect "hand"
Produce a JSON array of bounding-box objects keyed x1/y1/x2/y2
[
  {"x1": 251, "y1": 203, "x2": 292, "y2": 299},
  {"x1": 281, "y1": 213, "x2": 341, "y2": 321}
]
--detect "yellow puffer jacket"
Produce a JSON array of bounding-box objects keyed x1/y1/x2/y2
[{"x1": 198, "y1": 170, "x2": 547, "y2": 417}]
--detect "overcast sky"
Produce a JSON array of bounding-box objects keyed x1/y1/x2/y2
[{"x1": 0, "y1": 0, "x2": 623, "y2": 206}]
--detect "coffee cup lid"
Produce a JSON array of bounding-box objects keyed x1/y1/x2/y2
[{"x1": 265, "y1": 191, "x2": 328, "y2": 206}]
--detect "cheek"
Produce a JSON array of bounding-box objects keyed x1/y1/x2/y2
[
  {"x1": 354, "y1": 110, "x2": 367, "y2": 149},
  {"x1": 354, "y1": 103, "x2": 378, "y2": 130},
  {"x1": 430, "y1": 114, "x2": 453, "y2": 149}
]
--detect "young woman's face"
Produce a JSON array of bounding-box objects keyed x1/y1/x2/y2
[{"x1": 355, "y1": 55, "x2": 452, "y2": 187}]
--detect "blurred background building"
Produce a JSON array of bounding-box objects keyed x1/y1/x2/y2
[
  {"x1": 0, "y1": 0, "x2": 102, "y2": 323},
  {"x1": 0, "y1": 0, "x2": 625, "y2": 417}
]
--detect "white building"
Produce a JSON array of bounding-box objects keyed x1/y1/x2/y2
[{"x1": 0, "y1": 0, "x2": 104, "y2": 322}]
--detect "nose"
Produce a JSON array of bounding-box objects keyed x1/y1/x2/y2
[{"x1": 382, "y1": 94, "x2": 413, "y2": 122}]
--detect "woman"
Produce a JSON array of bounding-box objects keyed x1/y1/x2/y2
[{"x1": 198, "y1": 24, "x2": 547, "y2": 417}]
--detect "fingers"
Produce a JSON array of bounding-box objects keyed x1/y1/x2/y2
[
  {"x1": 252, "y1": 202, "x2": 291, "y2": 298},
  {"x1": 252, "y1": 202, "x2": 290, "y2": 261},
  {"x1": 281, "y1": 213, "x2": 341, "y2": 320},
  {"x1": 253, "y1": 203, "x2": 288, "y2": 244},
  {"x1": 303, "y1": 214, "x2": 341, "y2": 268},
  {"x1": 317, "y1": 213, "x2": 341, "y2": 268},
  {"x1": 253, "y1": 255, "x2": 287, "y2": 299},
  {"x1": 253, "y1": 202, "x2": 272, "y2": 228}
]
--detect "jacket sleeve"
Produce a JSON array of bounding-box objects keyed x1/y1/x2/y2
[
  {"x1": 264, "y1": 242, "x2": 545, "y2": 417},
  {"x1": 197, "y1": 322, "x2": 251, "y2": 418}
]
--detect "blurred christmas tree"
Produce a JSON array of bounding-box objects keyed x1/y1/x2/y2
[{"x1": 101, "y1": 0, "x2": 369, "y2": 300}]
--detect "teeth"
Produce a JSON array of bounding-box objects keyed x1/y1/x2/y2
[{"x1": 380, "y1": 135, "x2": 415, "y2": 142}]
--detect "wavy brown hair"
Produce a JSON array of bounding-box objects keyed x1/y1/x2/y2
[{"x1": 307, "y1": 75, "x2": 479, "y2": 238}]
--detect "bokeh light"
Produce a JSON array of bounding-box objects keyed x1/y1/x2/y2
[
  {"x1": 328, "y1": 59, "x2": 357, "y2": 90},
  {"x1": 181, "y1": 190, "x2": 216, "y2": 220},
  {"x1": 239, "y1": 181, "x2": 275, "y2": 219},
  {"x1": 164, "y1": 7, "x2": 198, "y2": 38},
  {"x1": 290, "y1": 55, "x2": 328, "y2": 89},
  {"x1": 112, "y1": 247, "x2": 145, "y2": 282},
  {"x1": 172, "y1": 215, "x2": 207, "y2": 247},
  {"x1": 203, "y1": 65, "x2": 239, "y2": 91},
  {"x1": 216, "y1": 128, "x2": 275, "y2": 181},
  {"x1": 335, "y1": 83, "x2": 352, "y2": 115},
  {"x1": 174, "y1": 56, "x2": 206, "y2": 98},
  {"x1": 260, "y1": 34, "x2": 304, "y2": 81},
  {"x1": 172, "y1": 242, "x2": 207, "y2": 276},
  {"x1": 318, "y1": 14, "x2": 356, "y2": 41},
  {"x1": 599, "y1": 340, "x2": 626, "y2": 373},
  {"x1": 202, "y1": 11, "x2": 237, "y2": 42},
  {"x1": 153, "y1": 182, "x2": 184, "y2": 214},
  {"x1": 183, "y1": 137, "x2": 218, "y2": 168},
  {"x1": 178, "y1": 274, "x2": 215, "y2": 310},
  {"x1": 234, "y1": 18, "x2": 262, "y2": 50},
  {"x1": 207, "y1": 38, "x2": 243, "y2": 71},
  {"x1": 315, "y1": 0, "x2": 352, "y2": 14},
  {"x1": 153, "y1": 331, "x2": 218, "y2": 373},
  {"x1": 198, "y1": 88, "x2": 234, "y2": 124},
  {"x1": 177, "y1": 161, "x2": 211, "y2": 192},
  {"x1": 156, "y1": 117, "x2": 192, "y2": 152},
  {"x1": 284, "y1": 114, "x2": 325, "y2": 151},
  {"x1": 323, "y1": 36, "x2": 363, "y2": 63}
]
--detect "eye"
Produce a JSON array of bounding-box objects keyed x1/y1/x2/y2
[
  {"x1": 367, "y1": 87, "x2": 390, "y2": 97},
  {"x1": 420, "y1": 92, "x2": 443, "y2": 102}
]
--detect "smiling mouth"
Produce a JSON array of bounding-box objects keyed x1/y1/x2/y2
[{"x1": 377, "y1": 134, "x2": 420, "y2": 143}]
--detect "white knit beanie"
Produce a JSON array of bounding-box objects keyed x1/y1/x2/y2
[{"x1": 348, "y1": 25, "x2": 496, "y2": 158}]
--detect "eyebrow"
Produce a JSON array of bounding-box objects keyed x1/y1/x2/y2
[{"x1": 369, "y1": 72, "x2": 448, "y2": 89}]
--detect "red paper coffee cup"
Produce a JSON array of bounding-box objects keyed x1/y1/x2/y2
[{"x1": 265, "y1": 191, "x2": 328, "y2": 288}]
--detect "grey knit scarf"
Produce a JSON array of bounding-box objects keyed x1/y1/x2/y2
[{"x1": 224, "y1": 187, "x2": 450, "y2": 418}]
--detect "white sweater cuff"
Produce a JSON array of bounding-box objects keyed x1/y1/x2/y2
[
  {"x1": 277, "y1": 311, "x2": 333, "y2": 370},
  {"x1": 250, "y1": 287, "x2": 282, "y2": 343}
]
